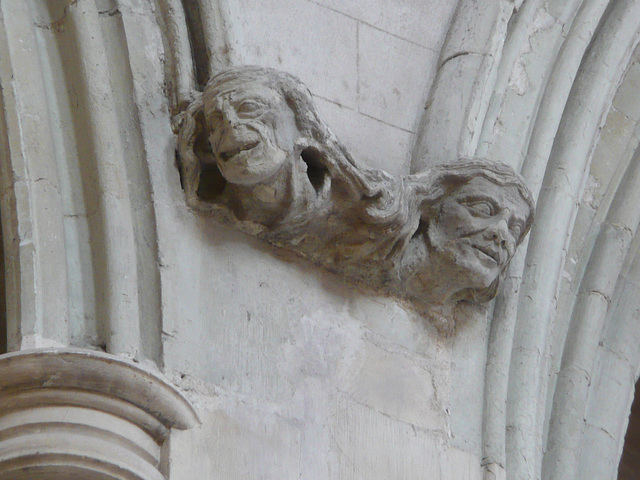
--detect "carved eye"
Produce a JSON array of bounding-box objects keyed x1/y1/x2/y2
[
  {"x1": 237, "y1": 100, "x2": 263, "y2": 116},
  {"x1": 510, "y1": 222, "x2": 524, "y2": 239},
  {"x1": 464, "y1": 200, "x2": 494, "y2": 217}
]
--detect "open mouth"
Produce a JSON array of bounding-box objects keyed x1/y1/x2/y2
[
  {"x1": 219, "y1": 141, "x2": 259, "y2": 162},
  {"x1": 473, "y1": 245, "x2": 500, "y2": 264}
]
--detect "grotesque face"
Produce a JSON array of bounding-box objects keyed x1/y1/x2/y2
[
  {"x1": 425, "y1": 176, "x2": 530, "y2": 291},
  {"x1": 205, "y1": 78, "x2": 299, "y2": 186}
]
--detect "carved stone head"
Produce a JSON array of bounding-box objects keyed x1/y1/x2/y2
[
  {"x1": 177, "y1": 66, "x2": 535, "y2": 315},
  {"x1": 401, "y1": 160, "x2": 534, "y2": 304},
  {"x1": 178, "y1": 66, "x2": 342, "y2": 208},
  {"x1": 202, "y1": 67, "x2": 308, "y2": 186}
]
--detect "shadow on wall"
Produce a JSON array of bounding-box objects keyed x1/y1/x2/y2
[
  {"x1": 619, "y1": 381, "x2": 640, "y2": 479},
  {"x1": 0, "y1": 219, "x2": 5, "y2": 355}
]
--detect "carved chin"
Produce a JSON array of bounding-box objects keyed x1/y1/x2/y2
[{"x1": 435, "y1": 243, "x2": 501, "y2": 291}]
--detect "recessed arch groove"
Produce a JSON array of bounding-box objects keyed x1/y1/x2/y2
[
  {"x1": 474, "y1": 0, "x2": 547, "y2": 164},
  {"x1": 573, "y1": 230, "x2": 640, "y2": 478},
  {"x1": 98, "y1": 1, "x2": 164, "y2": 365},
  {"x1": 482, "y1": 0, "x2": 612, "y2": 471},
  {"x1": 0, "y1": 1, "x2": 70, "y2": 350},
  {"x1": 61, "y1": 1, "x2": 141, "y2": 357},
  {"x1": 544, "y1": 129, "x2": 640, "y2": 478},
  {"x1": 411, "y1": 0, "x2": 514, "y2": 170},
  {"x1": 507, "y1": 1, "x2": 640, "y2": 478}
]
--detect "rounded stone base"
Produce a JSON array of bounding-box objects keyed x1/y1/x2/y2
[{"x1": 0, "y1": 349, "x2": 198, "y2": 480}]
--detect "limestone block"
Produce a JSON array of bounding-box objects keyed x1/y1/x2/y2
[
  {"x1": 337, "y1": 339, "x2": 448, "y2": 431},
  {"x1": 413, "y1": 55, "x2": 485, "y2": 167},
  {"x1": 439, "y1": 1, "x2": 502, "y2": 59},
  {"x1": 313, "y1": 95, "x2": 414, "y2": 175},
  {"x1": 575, "y1": 424, "x2": 620, "y2": 480},
  {"x1": 0, "y1": 349, "x2": 198, "y2": 480},
  {"x1": 613, "y1": 60, "x2": 640, "y2": 121},
  {"x1": 230, "y1": 0, "x2": 358, "y2": 109},
  {"x1": 345, "y1": 295, "x2": 439, "y2": 355},
  {"x1": 482, "y1": 462, "x2": 506, "y2": 480},
  {"x1": 440, "y1": 446, "x2": 484, "y2": 480},
  {"x1": 589, "y1": 108, "x2": 636, "y2": 198},
  {"x1": 602, "y1": 284, "x2": 640, "y2": 367},
  {"x1": 311, "y1": 0, "x2": 459, "y2": 49},
  {"x1": 161, "y1": 240, "x2": 358, "y2": 412},
  {"x1": 330, "y1": 396, "x2": 481, "y2": 480},
  {"x1": 448, "y1": 303, "x2": 491, "y2": 452},
  {"x1": 358, "y1": 24, "x2": 438, "y2": 131},
  {"x1": 169, "y1": 407, "x2": 302, "y2": 479},
  {"x1": 584, "y1": 349, "x2": 635, "y2": 438}
]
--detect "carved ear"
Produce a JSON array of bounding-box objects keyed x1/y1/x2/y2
[{"x1": 176, "y1": 93, "x2": 226, "y2": 207}]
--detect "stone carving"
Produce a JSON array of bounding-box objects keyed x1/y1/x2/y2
[
  {"x1": 176, "y1": 66, "x2": 534, "y2": 314},
  {"x1": 396, "y1": 163, "x2": 534, "y2": 308}
]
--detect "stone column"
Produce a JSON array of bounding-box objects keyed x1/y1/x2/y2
[{"x1": 0, "y1": 349, "x2": 198, "y2": 480}]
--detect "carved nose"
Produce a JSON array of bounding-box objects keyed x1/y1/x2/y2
[
  {"x1": 224, "y1": 113, "x2": 238, "y2": 128},
  {"x1": 487, "y1": 219, "x2": 509, "y2": 248},
  {"x1": 220, "y1": 102, "x2": 240, "y2": 127},
  {"x1": 492, "y1": 232, "x2": 507, "y2": 248}
]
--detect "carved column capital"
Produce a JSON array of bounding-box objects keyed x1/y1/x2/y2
[{"x1": 0, "y1": 349, "x2": 198, "y2": 479}]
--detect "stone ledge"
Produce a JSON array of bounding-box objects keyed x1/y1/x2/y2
[{"x1": 0, "y1": 349, "x2": 198, "y2": 480}]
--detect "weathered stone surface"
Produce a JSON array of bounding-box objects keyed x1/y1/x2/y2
[
  {"x1": 176, "y1": 65, "x2": 534, "y2": 320},
  {"x1": 358, "y1": 23, "x2": 438, "y2": 131},
  {"x1": 4, "y1": 1, "x2": 640, "y2": 479}
]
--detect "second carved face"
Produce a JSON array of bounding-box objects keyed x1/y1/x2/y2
[
  {"x1": 204, "y1": 79, "x2": 300, "y2": 186},
  {"x1": 402, "y1": 174, "x2": 532, "y2": 304},
  {"x1": 427, "y1": 177, "x2": 529, "y2": 289}
]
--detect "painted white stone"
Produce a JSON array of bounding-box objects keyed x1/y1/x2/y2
[
  {"x1": 3, "y1": 1, "x2": 640, "y2": 480},
  {"x1": 330, "y1": 396, "x2": 481, "y2": 480},
  {"x1": 313, "y1": 95, "x2": 415, "y2": 175},
  {"x1": 230, "y1": 0, "x2": 359, "y2": 109},
  {"x1": 337, "y1": 339, "x2": 448, "y2": 431},
  {"x1": 169, "y1": 407, "x2": 302, "y2": 479},
  {"x1": 311, "y1": 0, "x2": 459, "y2": 49},
  {"x1": 613, "y1": 60, "x2": 640, "y2": 121},
  {"x1": 358, "y1": 24, "x2": 438, "y2": 132}
]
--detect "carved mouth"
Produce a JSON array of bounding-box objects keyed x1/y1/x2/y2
[
  {"x1": 219, "y1": 141, "x2": 260, "y2": 162},
  {"x1": 473, "y1": 245, "x2": 500, "y2": 264}
]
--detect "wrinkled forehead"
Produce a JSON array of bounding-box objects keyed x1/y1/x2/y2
[{"x1": 205, "y1": 75, "x2": 282, "y2": 102}]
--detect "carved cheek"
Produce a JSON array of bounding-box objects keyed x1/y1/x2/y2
[{"x1": 451, "y1": 207, "x2": 483, "y2": 238}]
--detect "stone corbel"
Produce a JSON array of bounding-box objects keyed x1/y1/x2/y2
[
  {"x1": 0, "y1": 349, "x2": 199, "y2": 480},
  {"x1": 175, "y1": 66, "x2": 534, "y2": 315}
]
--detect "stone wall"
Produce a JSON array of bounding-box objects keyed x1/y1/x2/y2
[{"x1": 2, "y1": 1, "x2": 640, "y2": 479}]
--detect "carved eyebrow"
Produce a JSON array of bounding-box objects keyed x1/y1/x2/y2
[
  {"x1": 230, "y1": 92, "x2": 272, "y2": 104},
  {"x1": 458, "y1": 195, "x2": 499, "y2": 208}
]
